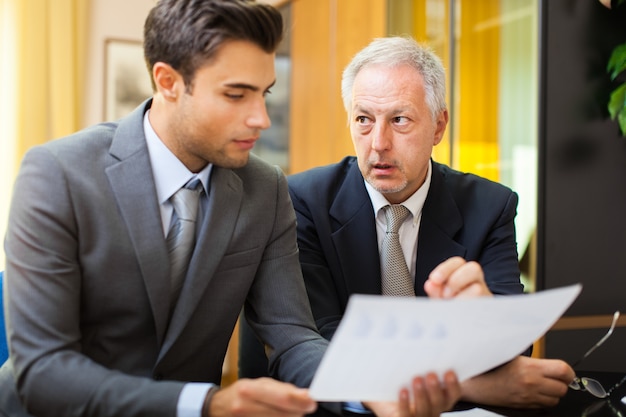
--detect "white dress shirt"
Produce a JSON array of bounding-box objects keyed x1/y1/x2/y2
[
  {"x1": 345, "y1": 161, "x2": 432, "y2": 413},
  {"x1": 364, "y1": 160, "x2": 432, "y2": 283}
]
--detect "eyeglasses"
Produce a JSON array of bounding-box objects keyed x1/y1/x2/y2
[{"x1": 569, "y1": 310, "x2": 624, "y2": 398}]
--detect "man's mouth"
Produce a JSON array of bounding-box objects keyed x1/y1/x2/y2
[
  {"x1": 373, "y1": 162, "x2": 393, "y2": 169},
  {"x1": 234, "y1": 137, "x2": 258, "y2": 150}
]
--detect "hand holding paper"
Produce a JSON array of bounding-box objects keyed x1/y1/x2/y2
[{"x1": 309, "y1": 285, "x2": 582, "y2": 402}]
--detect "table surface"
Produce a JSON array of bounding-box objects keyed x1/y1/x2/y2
[{"x1": 455, "y1": 371, "x2": 626, "y2": 417}]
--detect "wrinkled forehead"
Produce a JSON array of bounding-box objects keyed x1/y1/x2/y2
[{"x1": 351, "y1": 64, "x2": 426, "y2": 109}]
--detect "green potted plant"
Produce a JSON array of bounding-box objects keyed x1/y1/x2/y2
[{"x1": 604, "y1": 0, "x2": 626, "y2": 135}]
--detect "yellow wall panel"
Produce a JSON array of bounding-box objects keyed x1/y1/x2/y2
[
  {"x1": 457, "y1": 142, "x2": 499, "y2": 181},
  {"x1": 289, "y1": 0, "x2": 333, "y2": 173},
  {"x1": 289, "y1": 0, "x2": 386, "y2": 174},
  {"x1": 457, "y1": 0, "x2": 501, "y2": 182}
]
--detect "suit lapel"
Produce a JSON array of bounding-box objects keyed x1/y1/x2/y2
[
  {"x1": 414, "y1": 162, "x2": 466, "y2": 295},
  {"x1": 329, "y1": 162, "x2": 382, "y2": 295},
  {"x1": 329, "y1": 161, "x2": 469, "y2": 298},
  {"x1": 106, "y1": 100, "x2": 172, "y2": 347},
  {"x1": 158, "y1": 166, "x2": 243, "y2": 359}
]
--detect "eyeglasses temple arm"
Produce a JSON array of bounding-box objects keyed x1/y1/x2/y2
[{"x1": 571, "y1": 311, "x2": 620, "y2": 369}]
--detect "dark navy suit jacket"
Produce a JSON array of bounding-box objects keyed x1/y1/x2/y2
[{"x1": 239, "y1": 156, "x2": 524, "y2": 379}]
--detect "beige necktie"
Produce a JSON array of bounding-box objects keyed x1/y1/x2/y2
[
  {"x1": 166, "y1": 179, "x2": 203, "y2": 311},
  {"x1": 381, "y1": 204, "x2": 415, "y2": 297}
]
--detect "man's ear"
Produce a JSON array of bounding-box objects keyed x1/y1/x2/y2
[
  {"x1": 433, "y1": 109, "x2": 449, "y2": 146},
  {"x1": 152, "y1": 62, "x2": 182, "y2": 101}
]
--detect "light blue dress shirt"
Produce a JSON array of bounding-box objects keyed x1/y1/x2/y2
[{"x1": 144, "y1": 110, "x2": 214, "y2": 417}]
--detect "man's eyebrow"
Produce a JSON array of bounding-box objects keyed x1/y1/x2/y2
[
  {"x1": 224, "y1": 80, "x2": 276, "y2": 92},
  {"x1": 390, "y1": 107, "x2": 411, "y2": 116},
  {"x1": 353, "y1": 105, "x2": 373, "y2": 115}
]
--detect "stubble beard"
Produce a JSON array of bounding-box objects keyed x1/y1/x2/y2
[
  {"x1": 364, "y1": 170, "x2": 409, "y2": 196},
  {"x1": 208, "y1": 148, "x2": 251, "y2": 169}
]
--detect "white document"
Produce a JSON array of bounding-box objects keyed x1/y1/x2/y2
[{"x1": 309, "y1": 284, "x2": 581, "y2": 402}]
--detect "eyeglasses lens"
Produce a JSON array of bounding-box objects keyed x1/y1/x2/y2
[{"x1": 581, "y1": 378, "x2": 608, "y2": 398}]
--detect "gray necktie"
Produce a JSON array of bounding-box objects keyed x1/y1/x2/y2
[
  {"x1": 167, "y1": 179, "x2": 203, "y2": 309},
  {"x1": 381, "y1": 204, "x2": 415, "y2": 297}
]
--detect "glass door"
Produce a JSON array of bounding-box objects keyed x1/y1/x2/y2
[{"x1": 388, "y1": 0, "x2": 539, "y2": 291}]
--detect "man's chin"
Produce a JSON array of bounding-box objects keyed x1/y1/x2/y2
[
  {"x1": 214, "y1": 154, "x2": 250, "y2": 169},
  {"x1": 366, "y1": 178, "x2": 406, "y2": 195}
]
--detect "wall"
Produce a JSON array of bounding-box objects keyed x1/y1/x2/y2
[
  {"x1": 82, "y1": 0, "x2": 155, "y2": 128},
  {"x1": 288, "y1": 0, "x2": 386, "y2": 173},
  {"x1": 0, "y1": 0, "x2": 18, "y2": 269},
  {"x1": 1, "y1": 1, "x2": 153, "y2": 268},
  {"x1": 538, "y1": 0, "x2": 626, "y2": 371}
]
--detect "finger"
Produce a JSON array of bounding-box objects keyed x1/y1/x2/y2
[
  {"x1": 540, "y1": 359, "x2": 576, "y2": 384},
  {"x1": 413, "y1": 372, "x2": 461, "y2": 417},
  {"x1": 423, "y1": 279, "x2": 440, "y2": 298},
  {"x1": 397, "y1": 387, "x2": 411, "y2": 417},
  {"x1": 441, "y1": 261, "x2": 490, "y2": 298},
  {"x1": 424, "y1": 373, "x2": 446, "y2": 411},
  {"x1": 259, "y1": 384, "x2": 316, "y2": 413},
  {"x1": 501, "y1": 358, "x2": 571, "y2": 407},
  {"x1": 532, "y1": 364, "x2": 572, "y2": 400},
  {"x1": 443, "y1": 370, "x2": 461, "y2": 409},
  {"x1": 362, "y1": 400, "x2": 396, "y2": 417},
  {"x1": 411, "y1": 376, "x2": 433, "y2": 417},
  {"x1": 425, "y1": 257, "x2": 467, "y2": 298},
  {"x1": 507, "y1": 356, "x2": 576, "y2": 386},
  {"x1": 237, "y1": 378, "x2": 317, "y2": 414},
  {"x1": 537, "y1": 379, "x2": 570, "y2": 400},
  {"x1": 522, "y1": 393, "x2": 562, "y2": 409},
  {"x1": 427, "y1": 257, "x2": 467, "y2": 285}
]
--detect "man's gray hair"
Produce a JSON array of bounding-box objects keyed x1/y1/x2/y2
[{"x1": 341, "y1": 36, "x2": 447, "y2": 121}]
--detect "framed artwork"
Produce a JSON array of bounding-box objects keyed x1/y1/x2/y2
[
  {"x1": 254, "y1": 55, "x2": 290, "y2": 171},
  {"x1": 104, "y1": 39, "x2": 152, "y2": 121}
]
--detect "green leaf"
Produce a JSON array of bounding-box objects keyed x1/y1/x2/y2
[
  {"x1": 608, "y1": 83, "x2": 626, "y2": 136},
  {"x1": 608, "y1": 83, "x2": 626, "y2": 119},
  {"x1": 619, "y1": 107, "x2": 626, "y2": 136},
  {"x1": 607, "y1": 43, "x2": 626, "y2": 80}
]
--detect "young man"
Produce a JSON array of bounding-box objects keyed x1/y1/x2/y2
[
  {"x1": 240, "y1": 36, "x2": 576, "y2": 412},
  {"x1": 0, "y1": 2, "x2": 460, "y2": 417}
]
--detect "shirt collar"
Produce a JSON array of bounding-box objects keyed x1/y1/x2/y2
[{"x1": 143, "y1": 110, "x2": 212, "y2": 205}]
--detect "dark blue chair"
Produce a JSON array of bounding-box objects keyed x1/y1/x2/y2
[{"x1": 0, "y1": 271, "x2": 7, "y2": 364}]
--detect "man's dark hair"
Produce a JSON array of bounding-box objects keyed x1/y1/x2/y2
[{"x1": 144, "y1": 0, "x2": 284, "y2": 92}]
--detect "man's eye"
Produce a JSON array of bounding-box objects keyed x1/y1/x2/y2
[
  {"x1": 355, "y1": 116, "x2": 369, "y2": 123},
  {"x1": 226, "y1": 93, "x2": 244, "y2": 99}
]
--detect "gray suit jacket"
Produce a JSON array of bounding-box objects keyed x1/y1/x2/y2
[{"x1": 1, "y1": 100, "x2": 328, "y2": 417}]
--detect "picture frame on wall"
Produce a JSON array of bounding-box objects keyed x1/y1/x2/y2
[
  {"x1": 254, "y1": 54, "x2": 290, "y2": 172},
  {"x1": 104, "y1": 38, "x2": 152, "y2": 121}
]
